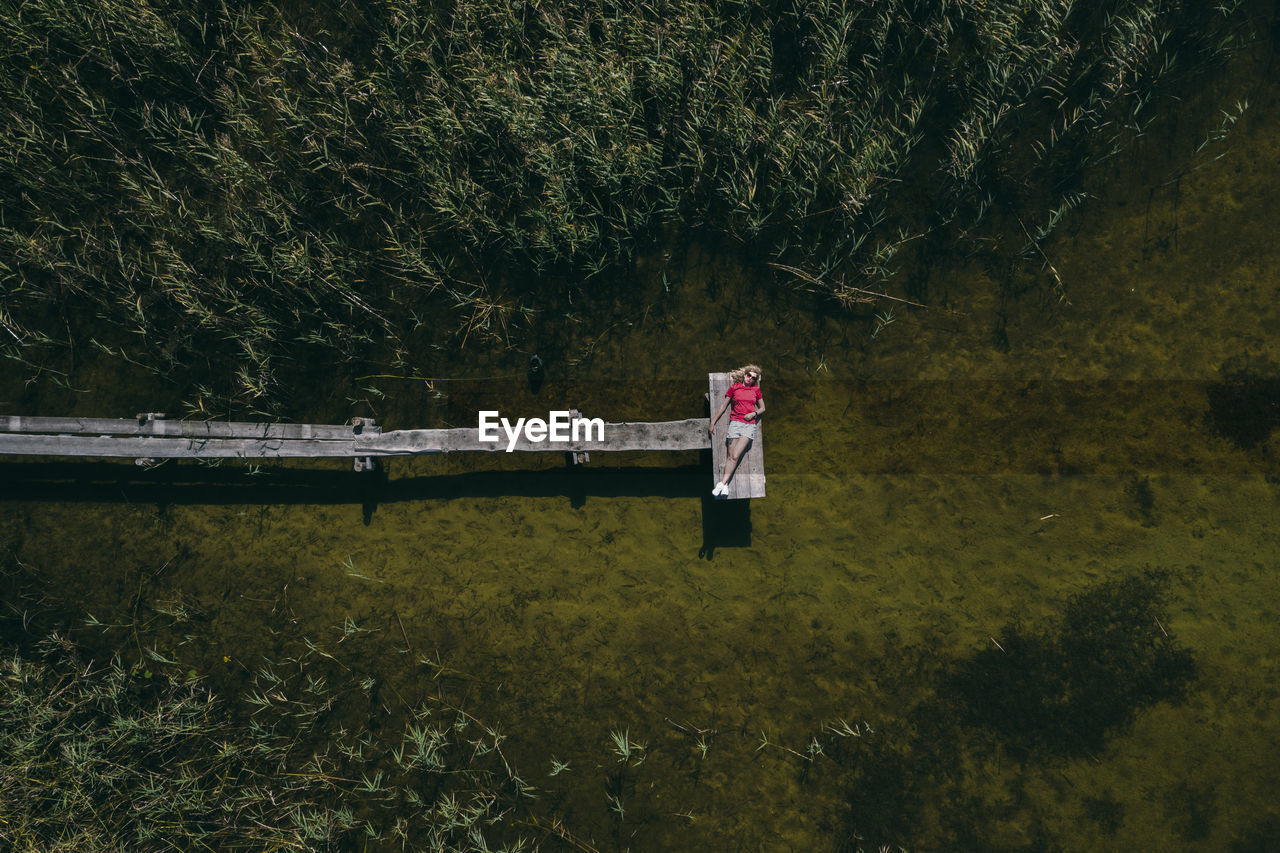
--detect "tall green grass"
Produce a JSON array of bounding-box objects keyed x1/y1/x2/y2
[
  {"x1": 0, "y1": 0, "x2": 1248, "y2": 404},
  {"x1": 0, "y1": 632, "x2": 536, "y2": 850}
]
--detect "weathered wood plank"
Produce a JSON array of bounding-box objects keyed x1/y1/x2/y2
[
  {"x1": 0, "y1": 433, "x2": 366, "y2": 458},
  {"x1": 0, "y1": 418, "x2": 710, "y2": 459},
  {"x1": 362, "y1": 418, "x2": 710, "y2": 454},
  {"x1": 0, "y1": 416, "x2": 377, "y2": 440},
  {"x1": 708, "y1": 372, "x2": 766, "y2": 500}
]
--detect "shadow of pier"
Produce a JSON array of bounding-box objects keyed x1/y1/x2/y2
[{"x1": 0, "y1": 460, "x2": 753, "y2": 553}]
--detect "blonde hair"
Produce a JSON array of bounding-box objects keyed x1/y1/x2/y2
[{"x1": 730, "y1": 364, "x2": 763, "y2": 383}]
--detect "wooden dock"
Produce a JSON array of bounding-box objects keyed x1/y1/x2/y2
[
  {"x1": 0, "y1": 373, "x2": 766, "y2": 499},
  {"x1": 0, "y1": 414, "x2": 388, "y2": 471},
  {"x1": 708, "y1": 372, "x2": 766, "y2": 500},
  {"x1": 0, "y1": 415, "x2": 703, "y2": 457}
]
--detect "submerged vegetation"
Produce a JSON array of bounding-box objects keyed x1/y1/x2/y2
[
  {"x1": 839, "y1": 573, "x2": 1197, "y2": 847},
  {"x1": 0, "y1": 534, "x2": 1209, "y2": 850},
  {"x1": 944, "y1": 572, "x2": 1196, "y2": 755},
  {"x1": 0, "y1": 0, "x2": 1251, "y2": 405}
]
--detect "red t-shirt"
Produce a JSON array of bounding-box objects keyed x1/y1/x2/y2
[{"x1": 726, "y1": 382, "x2": 762, "y2": 423}]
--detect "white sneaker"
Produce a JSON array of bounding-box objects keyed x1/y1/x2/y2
[{"x1": 713, "y1": 482, "x2": 728, "y2": 496}]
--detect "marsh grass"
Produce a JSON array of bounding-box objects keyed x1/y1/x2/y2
[
  {"x1": 0, "y1": 0, "x2": 1250, "y2": 407},
  {"x1": 0, "y1": 630, "x2": 539, "y2": 851}
]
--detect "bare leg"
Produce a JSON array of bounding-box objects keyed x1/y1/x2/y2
[{"x1": 719, "y1": 435, "x2": 752, "y2": 487}]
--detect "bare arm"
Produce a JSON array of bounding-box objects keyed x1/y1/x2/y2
[
  {"x1": 745, "y1": 397, "x2": 765, "y2": 420},
  {"x1": 709, "y1": 396, "x2": 731, "y2": 434}
]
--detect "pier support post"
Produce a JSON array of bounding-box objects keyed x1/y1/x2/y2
[
  {"x1": 568, "y1": 409, "x2": 590, "y2": 465},
  {"x1": 351, "y1": 417, "x2": 378, "y2": 471}
]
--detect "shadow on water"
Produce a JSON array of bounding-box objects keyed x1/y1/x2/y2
[
  {"x1": 0, "y1": 459, "x2": 755, "y2": 554},
  {"x1": 0, "y1": 460, "x2": 705, "y2": 503},
  {"x1": 1206, "y1": 362, "x2": 1280, "y2": 450},
  {"x1": 943, "y1": 572, "x2": 1196, "y2": 757},
  {"x1": 698, "y1": 494, "x2": 752, "y2": 559},
  {"x1": 835, "y1": 573, "x2": 1198, "y2": 850}
]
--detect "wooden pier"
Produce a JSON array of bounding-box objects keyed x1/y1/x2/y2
[{"x1": 0, "y1": 374, "x2": 766, "y2": 499}]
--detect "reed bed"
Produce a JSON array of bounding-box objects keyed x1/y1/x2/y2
[
  {"x1": 0, "y1": 0, "x2": 1247, "y2": 403},
  {"x1": 0, "y1": 632, "x2": 535, "y2": 850}
]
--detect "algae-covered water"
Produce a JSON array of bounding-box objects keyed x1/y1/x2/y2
[{"x1": 3, "y1": 31, "x2": 1280, "y2": 853}]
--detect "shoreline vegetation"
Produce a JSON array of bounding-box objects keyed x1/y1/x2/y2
[
  {"x1": 0, "y1": 630, "x2": 538, "y2": 851},
  {"x1": 0, "y1": 0, "x2": 1251, "y2": 409}
]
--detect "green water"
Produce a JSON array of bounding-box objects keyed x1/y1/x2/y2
[{"x1": 4, "y1": 33, "x2": 1280, "y2": 853}]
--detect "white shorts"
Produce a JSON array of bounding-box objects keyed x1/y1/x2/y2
[{"x1": 727, "y1": 421, "x2": 756, "y2": 440}]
